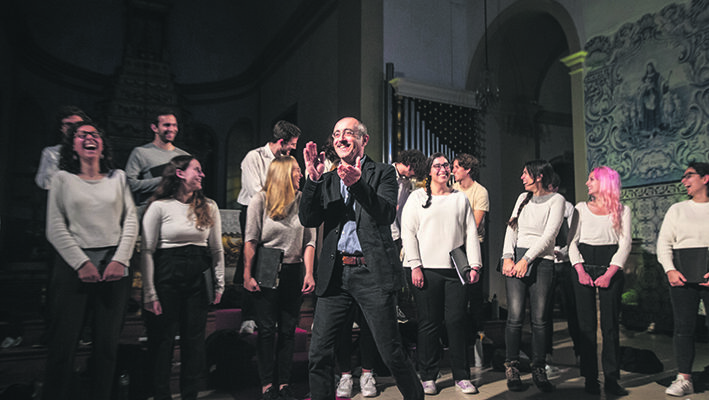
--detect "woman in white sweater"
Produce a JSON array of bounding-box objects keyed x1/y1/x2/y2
[
  {"x1": 45, "y1": 121, "x2": 138, "y2": 400},
  {"x1": 401, "y1": 152, "x2": 482, "y2": 395},
  {"x1": 657, "y1": 161, "x2": 709, "y2": 397},
  {"x1": 142, "y1": 155, "x2": 225, "y2": 400},
  {"x1": 243, "y1": 156, "x2": 316, "y2": 400},
  {"x1": 501, "y1": 159, "x2": 564, "y2": 393},
  {"x1": 568, "y1": 166, "x2": 631, "y2": 396}
]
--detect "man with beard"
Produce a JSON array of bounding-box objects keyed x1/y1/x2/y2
[
  {"x1": 300, "y1": 117, "x2": 423, "y2": 400},
  {"x1": 235, "y1": 120, "x2": 301, "y2": 334},
  {"x1": 125, "y1": 108, "x2": 189, "y2": 216}
]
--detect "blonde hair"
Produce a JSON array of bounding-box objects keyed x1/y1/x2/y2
[{"x1": 263, "y1": 156, "x2": 298, "y2": 220}]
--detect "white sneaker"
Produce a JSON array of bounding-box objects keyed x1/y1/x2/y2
[
  {"x1": 545, "y1": 364, "x2": 561, "y2": 379},
  {"x1": 336, "y1": 374, "x2": 353, "y2": 398},
  {"x1": 665, "y1": 374, "x2": 693, "y2": 396},
  {"x1": 455, "y1": 379, "x2": 478, "y2": 394},
  {"x1": 360, "y1": 372, "x2": 377, "y2": 397},
  {"x1": 239, "y1": 320, "x2": 257, "y2": 335},
  {"x1": 421, "y1": 380, "x2": 437, "y2": 395}
]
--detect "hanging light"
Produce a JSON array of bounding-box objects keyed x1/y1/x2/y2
[{"x1": 474, "y1": 0, "x2": 500, "y2": 113}]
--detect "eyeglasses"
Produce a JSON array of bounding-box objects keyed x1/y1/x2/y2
[
  {"x1": 332, "y1": 129, "x2": 359, "y2": 140},
  {"x1": 432, "y1": 163, "x2": 450, "y2": 170},
  {"x1": 681, "y1": 172, "x2": 699, "y2": 180},
  {"x1": 75, "y1": 131, "x2": 100, "y2": 140}
]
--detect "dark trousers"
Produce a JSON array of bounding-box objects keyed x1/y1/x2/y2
[
  {"x1": 335, "y1": 302, "x2": 377, "y2": 372},
  {"x1": 236, "y1": 204, "x2": 256, "y2": 320},
  {"x1": 505, "y1": 259, "x2": 554, "y2": 368},
  {"x1": 573, "y1": 269, "x2": 624, "y2": 380},
  {"x1": 43, "y1": 257, "x2": 130, "y2": 400},
  {"x1": 146, "y1": 246, "x2": 209, "y2": 400},
  {"x1": 308, "y1": 262, "x2": 423, "y2": 400},
  {"x1": 408, "y1": 268, "x2": 470, "y2": 381},
  {"x1": 252, "y1": 263, "x2": 303, "y2": 387},
  {"x1": 669, "y1": 283, "x2": 709, "y2": 374},
  {"x1": 545, "y1": 261, "x2": 581, "y2": 356}
]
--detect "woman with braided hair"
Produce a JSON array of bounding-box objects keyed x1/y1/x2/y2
[
  {"x1": 501, "y1": 160, "x2": 565, "y2": 393},
  {"x1": 401, "y1": 152, "x2": 482, "y2": 395}
]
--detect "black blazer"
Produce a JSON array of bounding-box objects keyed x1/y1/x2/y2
[{"x1": 299, "y1": 156, "x2": 403, "y2": 296}]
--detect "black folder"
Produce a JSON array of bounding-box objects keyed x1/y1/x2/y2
[
  {"x1": 673, "y1": 247, "x2": 709, "y2": 284},
  {"x1": 450, "y1": 246, "x2": 472, "y2": 285},
  {"x1": 254, "y1": 246, "x2": 284, "y2": 289},
  {"x1": 514, "y1": 247, "x2": 536, "y2": 278}
]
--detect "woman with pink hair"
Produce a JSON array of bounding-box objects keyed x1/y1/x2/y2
[{"x1": 568, "y1": 166, "x2": 632, "y2": 396}]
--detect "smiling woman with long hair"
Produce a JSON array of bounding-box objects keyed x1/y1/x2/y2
[
  {"x1": 141, "y1": 155, "x2": 225, "y2": 400},
  {"x1": 401, "y1": 152, "x2": 482, "y2": 395},
  {"x1": 657, "y1": 161, "x2": 709, "y2": 397},
  {"x1": 242, "y1": 156, "x2": 315, "y2": 400},
  {"x1": 44, "y1": 121, "x2": 138, "y2": 400},
  {"x1": 500, "y1": 159, "x2": 565, "y2": 393},
  {"x1": 568, "y1": 166, "x2": 631, "y2": 396}
]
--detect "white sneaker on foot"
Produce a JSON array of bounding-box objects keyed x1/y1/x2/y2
[
  {"x1": 455, "y1": 379, "x2": 478, "y2": 394},
  {"x1": 239, "y1": 320, "x2": 257, "y2": 335},
  {"x1": 360, "y1": 372, "x2": 377, "y2": 397},
  {"x1": 336, "y1": 374, "x2": 353, "y2": 398},
  {"x1": 421, "y1": 380, "x2": 437, "y2": 395},
  {"x1": 665, "y1": 374, "x2": 693, "y2": 397}
]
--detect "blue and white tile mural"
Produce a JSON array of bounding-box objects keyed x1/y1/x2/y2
[
  {"x1": 584, "y1": 1, "x2": 709, "y2": 250},
  {"x1": 584, "y1": 1, "x2": 709, "y2": 188}
]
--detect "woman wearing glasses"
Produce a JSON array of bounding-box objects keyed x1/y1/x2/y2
[
  {"x1": 568, "y1": 166, "x2": 631, "y2": 396},
  {"x1": 657, "y1": 162, "x2": 709, "y2": 397},
  {"x1": 500, "y1": 160, "x2": 564, "y2": 393},
  {"x1": 141, "y1": 155, "x2": 225, "y2": 400},
  {"x1": 45, "y1": 121, "x2": 138, "y2": 400},
  {"x1": 401, "y1": 152, "x2": 482, "y2": 395}
]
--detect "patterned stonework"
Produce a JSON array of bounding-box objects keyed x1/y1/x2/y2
[
  {"x1": 621, "y1": 181, "x2": 686, "y2": 252},
  {"x1": 584, "y1": 1, "x2": 709, "y2": 188}
]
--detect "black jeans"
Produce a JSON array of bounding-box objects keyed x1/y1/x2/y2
[
  {"x1": 505, "y1": 259, "x2": 554, "y2": 368},
  {"x1": 545, "y1": 261, "x2": 581, "y2": 356},
  {"x1": 43, "y1": 255, "x2": 130, "y2": 400},
  {"x1": 308, "y1": 261, "x2": 423, "y2": 400},
  {"x1": 573, "y1": 268, "x2": 624, "y2": 380},
  {"x1": 408, "y1": 268, "x2": 470, "y2": 381},
  {"x1": 335, "y1": 302, "x2": 377, "y2": 372},
  {"x1": 146, "y1": 246, "x2": 210, "y2": 400},
  {"x1": 252, "y1": 263, "x2": 303, "y2": 387},
  {"x1": 669, "y1": 283, "x2": 709, "y2": 374}
]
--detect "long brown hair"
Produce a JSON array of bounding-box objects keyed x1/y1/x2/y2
[
  {"x1": 508, "y1": 160, "x2": 555, "y2": 229},
  {"x1": 149, "y1": 155, "x2": 214, "y2": 230}
]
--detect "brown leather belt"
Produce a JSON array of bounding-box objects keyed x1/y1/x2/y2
[{"x1": 341, "y1": 254, "x2": 366, "y2": 266}]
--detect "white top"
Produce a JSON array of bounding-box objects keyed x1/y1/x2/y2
[
  {"x1": 401, "y1": 188, "x2": 482, "y2": 269},
  {"x1": 553, "y1": 200, "x2": 575, "y2": 263},
  {"x1": 35, "y1": 144, "x2": 61, "y2": 190},
  {"x1": 453, "y1": 180, "x2": 490, "y2": 242},
  {"x1": 237, "y1": 144, "x2": 275, "y2": 206},
  {"x1": 568, "y1": 202, "x2": 632, "y2": 268},
  {"x1": 245, "y1": 191, "x2": 316, "y2": 264},
  {"x1": 502, "y1": 192, "x2": 566, "y2": 261},
  {"x1": 657, "y1": 199, "x2": 709, "y2": 273},
  {"x1": 141, "y1": 198, "x2": 225, "y2": 303},
  {"x1": 46, "y1": 170, "x2": 138, "y2": 270}
]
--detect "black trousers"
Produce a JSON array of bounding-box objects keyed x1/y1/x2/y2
[
  {"x1": 43, "y1": 255, "x2": 130, "y2": 400},
  {"x1": 146, "y1": 246, "x2": 210, "y2": 400},
  {"x1": 252, "y1": 263, "x2": 303, "y2": 387},
  {"x1": 408, "y1": 268, "x2": 470, "y2": 381}
]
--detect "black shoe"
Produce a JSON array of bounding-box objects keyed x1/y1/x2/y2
[
  {"x1": 532, "y1": 367, "x2": 555, "y2": 392},
  {"x1": 279, "y1": 385, "x2": 297, "y2": 400},
  {"x1": 604, "y1": 380, "x2": 628, "y2": 396},
  {"x1": 584, "y1": 378, "x2": 601, "y2": 395},
  {"x1": 505, "y1": 361, "x2": 525, "y2": 392},
  {"x1": 262, "y1": 386, "x2": 278, "y2": 400}
]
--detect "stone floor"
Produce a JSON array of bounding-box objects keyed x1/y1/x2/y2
[{"x1": 169, "y1": 322, "x2": 709, "y2": 400}]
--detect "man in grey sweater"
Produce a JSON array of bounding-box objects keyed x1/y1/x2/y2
[{"x1": 125, "y1": 108, "x2": 189, "y2": 215}]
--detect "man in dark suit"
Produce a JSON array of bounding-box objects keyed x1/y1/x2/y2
[{"x1": 300, "y1": 117, "x2": 423, "y2": 400}]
